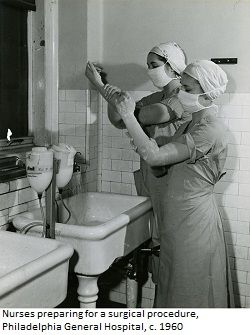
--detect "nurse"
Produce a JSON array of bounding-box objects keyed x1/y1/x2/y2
[
  {"x1": 85, "y1": 42, "x2": 189, "y2": 293},
  {"x1": 102, "y1": 60, "x2": 234, "y2": 307}
]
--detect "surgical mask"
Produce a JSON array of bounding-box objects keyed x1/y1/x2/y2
[
  {"x1": 177, "y1": 90, "x2": 209, "y2": 113},
  {"x1": 147, "y1": 64, "x2": 173, "y2": 89}
]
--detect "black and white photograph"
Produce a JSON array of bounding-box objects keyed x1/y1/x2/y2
[{"x1": 0, "y1": 0, "x2": 250, "y2": 332}]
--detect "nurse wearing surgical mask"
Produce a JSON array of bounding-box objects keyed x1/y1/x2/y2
[
  {"x1": 103, "y1": 60, "x2": 234, "y2": 308},
  {"x1": 85, "y1": 43, "x2": 189, "y2": 297}
]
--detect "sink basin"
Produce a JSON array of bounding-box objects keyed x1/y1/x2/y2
[
  {"x1": 13, "y1": 192, "x2": 152, "y2": 275},
  {"x1": 0, "y1": 231, "x2": 73, "y2": 308},
  {"x1": 13, "y1": 191, "x2": 152, "y2": 307}
]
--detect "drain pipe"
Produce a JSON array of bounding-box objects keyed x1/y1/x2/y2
[
  {"x1": 126, "y1": 259, "x2": 138, "y2": 308},
  {"x1": 97, "y1": 94, "x2": 104, "y2": 192}
]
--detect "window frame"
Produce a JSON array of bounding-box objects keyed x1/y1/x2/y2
[{"x1": 0, "y1": 9, "x2": 34, "y2": 153}]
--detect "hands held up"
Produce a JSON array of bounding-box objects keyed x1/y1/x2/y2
[
  {"x1": 85, "y1": 61, "x2": 104, "y2": 87},
  {"x1": 104, "y1": 84, "x2": 135, "y2": 118},
  {"x1": 85, "y1": 61, "x2": 135, "y2": 117}
]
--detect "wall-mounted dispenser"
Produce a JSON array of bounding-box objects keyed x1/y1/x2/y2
[
  {"x1": 51, "y1": 143, "x2": 76, "y2": 190},
  {"x1": 26, "y1": 147, "x2": 53, "y2": 195}
]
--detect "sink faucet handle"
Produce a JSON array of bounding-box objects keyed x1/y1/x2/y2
[
  {"x1": 73, "y1": 152, "x2": 85, "y2": 172},
  {"x1": 74, "y1": 152, "x2": 86, "y2": 164}
]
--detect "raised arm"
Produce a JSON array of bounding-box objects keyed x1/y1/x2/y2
[
  {"x1": 112, "y1": 92, "x2": 190, "y2": 167},
  {"x1": 85, "y1": 62, "x2": 181, "y2": 129},
  {"x1": 85, "y1": 62, "x2": 126, "y2": 129}
]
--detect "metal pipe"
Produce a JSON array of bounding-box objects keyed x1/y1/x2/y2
[{"x1": 45, "y1": 158, "x2": 58, "y2": 238}]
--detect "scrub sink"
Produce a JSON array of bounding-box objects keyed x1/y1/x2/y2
[
  {"x1": 13, "y1": 192, "x2": 152, "y2": 307},
  {"x1": 0, "y1": 231, "x2": 73, "y2": 308}
]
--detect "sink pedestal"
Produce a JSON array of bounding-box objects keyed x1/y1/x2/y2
[{"x1": 76, "y1": 274, "x2": 99, "y2": 308}]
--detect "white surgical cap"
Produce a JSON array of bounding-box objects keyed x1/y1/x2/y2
[
  {"x1": 149, "y1": 42, "x2": 186, "y2": 75},
  {"x1": 184, "y1": 60, "x2": 228, "y2": 100}
]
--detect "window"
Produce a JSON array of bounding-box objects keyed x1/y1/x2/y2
[{"x1": 0, "y1": 0, "x2": 36, "y2": 144}]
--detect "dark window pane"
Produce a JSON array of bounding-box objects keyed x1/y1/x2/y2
[
  {"x1": 0, "y1": 1, "x2": 36, "y2": 11},
  {"x1": 0, "y1": 3, "x2": 28, "y2": 139}
]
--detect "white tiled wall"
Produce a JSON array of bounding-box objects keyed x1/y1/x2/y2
[
  {"x1": 58, "y1": 89, "x2": 99, "y2": 193},
  {"x1": 98, "y1": 91, "x2": 250, "y2": 308}
]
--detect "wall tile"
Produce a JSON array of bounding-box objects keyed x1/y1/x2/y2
[
  {"x1": 102, "y1": 170, "x2": 121, "y2": 182},
  {"x1": 9, "y1": 203, "x2": 28, "y2": 217},
  {"x1": 228, "y1": 119, "x2": 250, "y2": 132},
  {"x1": 0, "y1": 191, "x2": 19, "y2": 210},
  {"x1": 241, "y1": 106, "x2": 250, "y2": 119},
  {"x1": 111, "y1": 137, "x2": 132, "y2": 149},
  {"x1": 75, "y1": 101, "x2": 87, "y2": 113},
  {"x1": 102, "y1": 159, "x2": 112, "y2": 170},
  {"x1": 224, "y1": 157, "x2": 240, "y2": 170},
  {"x1": 59, "y1": 101, "x2": 76, "y2": 113},
  {"x1": 0, "y1": 209, "x2": 8, "y2": 217},
  {"x1": 110, "y1": 182, "x2": 131, "y2": 195},
  {"x1": 223, "y1": 220, "x2": 249, "y2": 234},
  {"x1": 238, "y1": 170, "x2": 250, "y2": 184},
  {"x1": 235, "y1": 259, "x2": 250, "y2": 272},
  {"x1": 101, "y1": 181, "x2": 111, "y2": 192},
  {"x1": 18, "y1": 188, "x2": 37, "y2": 204},
  {"x1": 228, "y1": 245, "x2": 248, "y2": 260},
  {"x1": 218, "y1": 105, "x2": 242, "y2": 119},
  {"x1": 59, "y1": 124, "x2": 76, "y2": 136},
  {"x1": 238, "y1": 209, "x2": 250, "y2": 222},
  {"x1": 229, "y1": 93, "x2": 250, "y2": 106},
  {"x1": 240, "y1": 158, "x2": 250, "y2": 171},
  {"x1": 122, "y1": 172, "x2": 134, "y2": 184},
  {"x1": 239, "y1": 184, "x2": 250, "y2": 196},
  {"x1": 0, "y1": 183, "x2": 9, "y2": 194},
  {"x1": 241, "y1": 133, "x2": 250, "y2": 145},
  {"x1": 65, "y1": 90, "x2": 86, "y2": 101},
  {"x1": 111, "y1": 160, "x2": 133, "y2": 172},
  {"x1": 236, "y1": 234, "x2": 250, "y2": 248},
  {"x1": 226, "y1": 131, "x2": 241, "y2": 145}
]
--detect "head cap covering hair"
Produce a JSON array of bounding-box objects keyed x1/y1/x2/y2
[
  {"x1": 149, "y1": 42, "x2": 186, "y2": 75},
  {"x1": 184, "y1": 60, "x2": 228, "y2": 100}
]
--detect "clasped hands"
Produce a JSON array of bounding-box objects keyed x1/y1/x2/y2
[{"x1": 85, "y1": 61, "x2": 135, "y2": 117}]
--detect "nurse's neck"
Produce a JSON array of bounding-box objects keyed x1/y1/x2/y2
[{"x1": 163, "y1": 78, "x2": 181, "y2": 96}]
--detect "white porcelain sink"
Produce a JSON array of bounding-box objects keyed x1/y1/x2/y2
[
  {"x1": 13, "y1": 191, "x2": 152, "y2": 307},
  {"x1": 0, "y1": 231, "x2": 73, "y2": 308}
]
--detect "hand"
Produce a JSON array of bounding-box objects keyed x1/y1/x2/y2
[
  {"x1": 85, "y1": 61, "x2": 104, "y2": 87},
  {"x1": 104, "y1": 84, "x2": 122, "y2": 100},
  {"x1": 113, "y1": 91, "x2": 136, "y2": 118}
]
